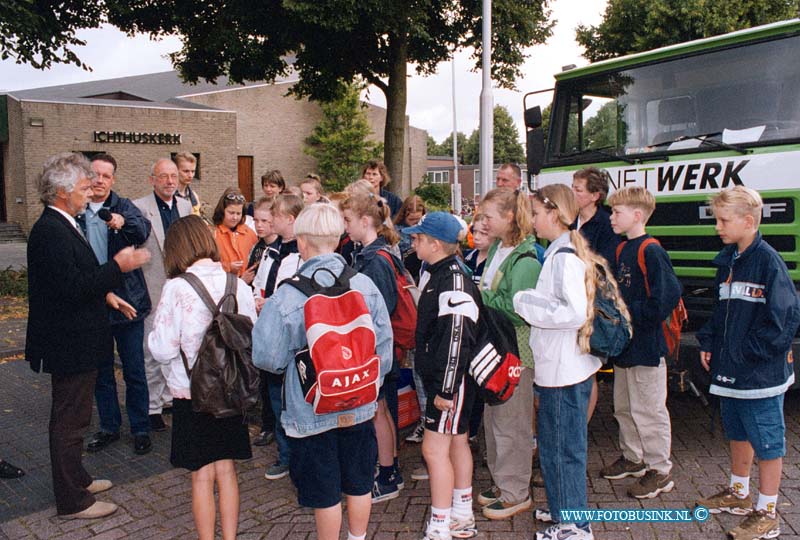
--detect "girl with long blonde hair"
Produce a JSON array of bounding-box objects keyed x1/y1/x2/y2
[
  {"x1": 513, "y1": 184, "x2": 629, "y2": 540},
  {"x1": 476, "y1": 188, "x2": 542, "y2": 519}
]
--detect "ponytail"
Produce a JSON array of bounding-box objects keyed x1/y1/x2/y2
[
  {"x1": 341, "y1": 192, "x2": 400, "y2": 246},
  {"x1": 569, "y1": 229, "x2": 631, "y2": 354}
]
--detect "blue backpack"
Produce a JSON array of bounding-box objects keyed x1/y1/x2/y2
[{"x1": 556, "y1": 248, "x2": 631, "y2": 362}]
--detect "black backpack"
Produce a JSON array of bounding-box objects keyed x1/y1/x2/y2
[
  {"x1": 178, "y1": 272, "x2": 260, "y2": 418},
  {"x1": 556, "y1": 248, "x2": 632, "y2": 362}
]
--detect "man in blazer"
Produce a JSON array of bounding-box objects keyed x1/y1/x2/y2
[
  {"x1": 26, "y1": 152, "x2": 150, "y2": 519},
  {"x1": 133, "y1": 158, "x2": 192, "y2": 431}
]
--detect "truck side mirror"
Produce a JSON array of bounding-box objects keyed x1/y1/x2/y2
[
  {"x1": 526, "y1": 129, "x2": 545, "y2": 178},
  {"x1": 525, "y1": 106, "x2": 542, "y2": 129}
]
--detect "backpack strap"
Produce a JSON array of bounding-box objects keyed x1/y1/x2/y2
[
  {"x1": 636, "y1": 238, "x2": 661, "y2": 298},
  {"x1": 219, "y1": 272, "x2": 239, "y2": 314},
  {"x1": 178, "y1": 272, "x2": 218, "y2": 314}
]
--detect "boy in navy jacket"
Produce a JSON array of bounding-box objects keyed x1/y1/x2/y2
[
  {"x1": 696, "y1": 186, "x2": 800, "y2": 540},
  {"x1": 604, "y1": 187, "x2": 682, "y2": 500}
]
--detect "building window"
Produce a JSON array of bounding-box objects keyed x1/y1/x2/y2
[{"x1": 427, "y1": 170, "x2": 449, "y2": 184}]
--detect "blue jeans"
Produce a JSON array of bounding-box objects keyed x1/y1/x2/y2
[
  {"x1": 94, "y1": 321, "x2": 150, "y2": 435},
  {"x1": 537, "y1": 375, "x2": 592, "y2": 527},
  {"x1": 268, "y1": 373, "x2": 290, "y2": 466}
]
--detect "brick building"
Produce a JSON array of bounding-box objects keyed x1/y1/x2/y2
[
  {"x1": 0, "y1": 71, "x2": 427, "y2": 232},
  {"x1": 426, "y1": 155, "x2": 530, "y2": 204}
]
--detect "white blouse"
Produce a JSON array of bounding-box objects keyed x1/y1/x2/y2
[{"x1": 148, "y1": 259, "x2": 257, "y2": 398}]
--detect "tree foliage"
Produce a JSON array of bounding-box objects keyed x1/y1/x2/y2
[
  {"x1": 414, "y1": 180, "x2": 451, "y2": 211},
  {"x1": 0, "y1": 1, "x2": 104, "y2": 69},
  {"x1": 304, "y1": 84, "x2": 383, "y2": 193},
  {"x1": 429, "y1": 131, "x2": 469, "y2": 160},
  {"x1": 457, "y1": 105, "x2": 524, "y2": 164},
  {"x1": 577, "y1": 0, "x2": 800, "y2": 62},
  {"x1": 107, "y1": 0, "x2": 554, "y2": 187}
]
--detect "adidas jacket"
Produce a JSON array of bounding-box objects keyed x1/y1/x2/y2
[
  {"x1": 697, "y1": 233, "x2": 800, "y2": 398},
  {"x1": 415, "y1": 255, "x2": 481, "y2": 401}
]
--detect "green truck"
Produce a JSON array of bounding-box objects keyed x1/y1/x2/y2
[{"x1": 524, "y1": 19, "x2": 800, "y2": 389}]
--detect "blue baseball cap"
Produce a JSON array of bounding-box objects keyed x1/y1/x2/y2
[{"x1": 404, "y1": 211, "x2": 462, "y2": 244}]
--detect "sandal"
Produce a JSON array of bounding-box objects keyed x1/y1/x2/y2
[{"x1": 0, "y1": 459, "x2": 25, "y2": 479}]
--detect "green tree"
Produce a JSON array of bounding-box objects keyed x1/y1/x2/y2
[
  {"x1": 107, "y1": 0, "x2": 554, "y2": 188},
  {"x1": 427, "y1": 135, "x2": 441, "y2": 156},
  {"x1": 304, "y1": 84, "x2": 383, "y2": 192},
  {"x1": 583, "y1": 101, "x2": 621, "y2": 149},
  {"x1": 493, "y1": 105, "x2": 525, "y2": 164},
  {"x1": 577, "y1": 0, "x2": 800, "y2": 62},
  {"x1": 461, "y1": 106, "x2": 524, "y2": 165},
  {"x1": 0, "y1": 1, "x2": 104, "y2": 69},
  {"x1": 435, "y1": 132, "x2": 469, "y2": 162},
  {"x1": 414, "y1": 180, "x2": 451, "y2": 210},
  {"x1": 463, "y1": 129, "x2": 480, "y2": 165}
]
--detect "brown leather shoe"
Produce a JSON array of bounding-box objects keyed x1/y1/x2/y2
[
  {"x1": 59, "y1": 501, "x2": 118, "y2": 520},
  {"x1": 87, "y1": 479, "x2": 113, "y2": 495}
]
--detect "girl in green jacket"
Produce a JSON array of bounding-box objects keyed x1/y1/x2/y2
[{"x1": 476, "y1": 188, "x2": 542, "y2": 520}]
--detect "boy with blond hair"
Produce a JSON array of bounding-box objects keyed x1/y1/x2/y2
[
  {"x1": 696, "y1": 186, "x2": 800, "y2": 540},
  {"x1": 405, "y1": 212, "x2": 481, "y2": 540},
  {"x1": 603, "y1": 187, "x2": 682, "y2": 498},
  {"x1": 253, "y1": 204, "x2": 393, "y2": 540}
]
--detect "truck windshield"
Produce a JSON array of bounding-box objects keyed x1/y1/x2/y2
[{"x1": 547, "y1": 33, "x2": 800, "y2": 163}]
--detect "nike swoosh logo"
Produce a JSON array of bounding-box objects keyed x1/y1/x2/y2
[{"x1": 447, "y1": 299, "x2": 470, "y2": 308}]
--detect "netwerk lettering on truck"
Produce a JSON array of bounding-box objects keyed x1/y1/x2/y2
[{"x1": 536, "y1": 151, "x2": 799, "y2": 196}]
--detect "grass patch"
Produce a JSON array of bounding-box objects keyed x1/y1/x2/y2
[{"x1": 0, "y1": 267, "x2": 27, "y2": 297}]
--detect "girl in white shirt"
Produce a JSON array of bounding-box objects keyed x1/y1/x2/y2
[
  {"x1": 148, "y1": 215, "x2": 257, "y2": 540},
  {"x1": 513, "y1": 184, "x2": 627, "y2": 540}
]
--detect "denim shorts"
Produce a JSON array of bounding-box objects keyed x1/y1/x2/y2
[
  {"x1": 720, "y1": 394, "x2": 786, "y2": 460},
  {"x1": 287, "y1": 420, "x2": 377, "y2": 508}
]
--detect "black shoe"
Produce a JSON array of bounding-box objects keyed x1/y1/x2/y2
[
  {"x1": 133, "y1": 435, "x2": 152, "y2": 455},
  {"x1": 253, "y1": 431, "x2": 275, "y2": 447},
  {"x1": 149, "y1": 414, "x2": 167, "y2": 432},
  {"x1": 0, "y1": 459, "x2": 25, "y2": 479},
  {"x1": 87, "y1": 432, "x2": 120, "y2": 453}
]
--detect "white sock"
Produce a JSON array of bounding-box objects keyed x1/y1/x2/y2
[
  {"x1": 452, "y1": 487, "x2": 473, "y2": 519},
  {"x1": 347, "y1": 532, "x2": 366, "y2": 540},
  {"x1": 756, "y1": 492, "x2": 778, "y2": 515},
  {"x1": 429, "y1": 506, "x2": 451, "y2": 534},
  {"x1": 730, "y1": 474, "x2": 750, "y2": 498}
]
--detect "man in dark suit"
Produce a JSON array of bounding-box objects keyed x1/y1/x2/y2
[{"x1": 26, "y1": 153, "x2": 150, "y2": 520}]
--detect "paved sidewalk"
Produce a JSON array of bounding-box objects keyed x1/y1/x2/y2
[{"x1": 2, "y1": 357, "x2": 800, "y2": 539}]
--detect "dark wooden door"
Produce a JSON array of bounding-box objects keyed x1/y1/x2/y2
[{"x1": 237, "y1": 156, "x2": 254, "y2": 202}]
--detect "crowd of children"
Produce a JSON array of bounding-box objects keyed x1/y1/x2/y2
[{"x1": 150, "y1": 159, "x2": 799, "y2": 540}]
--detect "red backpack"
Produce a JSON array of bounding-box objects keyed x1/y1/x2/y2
[
  {"x1": 283, "y1": 266, "x2": 381, "y2": 414},
  {"x1": 376, "y1": 248, "x2": 419, "y2": 351},
  {"x1": 616, "y1": 238, "x2": 688, "y2": 363}
]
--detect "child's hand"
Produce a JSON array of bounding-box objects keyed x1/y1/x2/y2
[
  {"x1": 434, "y1": 395, "x2": 453, "y2": 412},
  {"x1": 700, "y1": 351, "x2": 711, "y2": 372}
]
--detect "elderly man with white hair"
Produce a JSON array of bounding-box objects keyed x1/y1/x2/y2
[{"x1": 26, "y1": 152, "x2": 150, "y2": 520}]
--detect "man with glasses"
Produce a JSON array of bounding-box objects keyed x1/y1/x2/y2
[{"x1": 133, "y1": 159, "x2": 192, "y2": 431}]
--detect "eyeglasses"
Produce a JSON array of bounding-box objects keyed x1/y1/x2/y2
[
  {"x1": 155, "y1": 173, "x2": 179, "y2": 181},
  {"x1": 533, "y1": 190, "x2": 559, "y2": 210},
  {"x1": 225, "y1": 193, "x2": 246, "y2": 203}
]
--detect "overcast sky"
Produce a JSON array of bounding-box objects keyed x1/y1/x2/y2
[{"x1": 0, "y1": 1, "x2": 607, "y2": 143}]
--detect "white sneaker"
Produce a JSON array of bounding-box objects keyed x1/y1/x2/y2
[
  {"x1": 411, "y1": 465, "x2": 429, "y2": 481},
  {"x1": 450, "y1": 514, "x2": 478, "y2": 539},
  {"x1": 406, "y1": 421, "x2": 425, "y2": 443},
  {"x1": 535, "y1": 523, "x2": 593, "y2": 540},
  {"x1": 422, "y1": 526, "x2": 452, "y2": 540},
  {"x1": 534, "y1": 507, "x2": 554, "y2": 523}
]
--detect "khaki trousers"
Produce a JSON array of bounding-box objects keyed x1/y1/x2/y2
[
  {"x1": 484, "y1": 367, "x2": 533, "y2": 503},
  {"x1": 613, "y1": 359, "x2": 673, "y2": 475}
]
